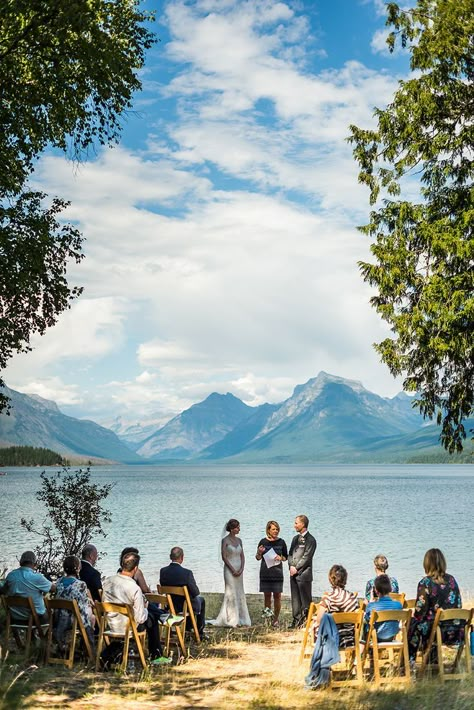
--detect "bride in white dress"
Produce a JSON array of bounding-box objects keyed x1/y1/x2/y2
[{"x1": 212, "y1": 518, "x2": 251, "y2": 627}]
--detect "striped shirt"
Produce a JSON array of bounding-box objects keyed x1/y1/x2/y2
[
  {"x1": 320, "y1": 587, "x2": 359, "y2": 614},
  {"x1": 319, "y1": 587, "x2": 359, "y2": 648}
]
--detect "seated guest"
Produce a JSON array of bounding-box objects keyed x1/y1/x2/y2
[
  {"x1": 362, "y1": 574, "x2": 403, "y2": 643},
  {"x1": 160, "y1": 546, "x2": 206, "y2": 637},
  {"x1": 365, "y1": 555, "x2": 399, "y2": 601},
  {"x1": 103, "y1": 551, "x2": 169, "y2": 665},
  {"x1": 408, "y1": 548, "x2": 462, "y2": 662},
  {"x1": 80, "y1": 544, "x2": 102, "y2": 602},
  {"x1": 312, "y1": 564, "x2": 359, "y2": 648},
  {"x1": 118, "y1": 546, "x2": 151, "y2": 594},
  {"x1": 55, "y1": 555, "x2": 95, "y2": 649},
  {"x1": 4, "y1": 550, "x2": 54, "y2": 623}
]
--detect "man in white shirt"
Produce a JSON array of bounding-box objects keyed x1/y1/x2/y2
[{"x1": 102, "y1": 551, "x2": 166, "y2": 665}]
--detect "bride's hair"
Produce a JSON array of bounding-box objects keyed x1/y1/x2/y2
[{"x1": 226, "y1": 518, "x2": 240, "y2": 532}]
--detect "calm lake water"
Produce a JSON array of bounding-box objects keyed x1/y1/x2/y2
[{"x1": 1, "y1": 464, "x2": 473, "y2": 600}]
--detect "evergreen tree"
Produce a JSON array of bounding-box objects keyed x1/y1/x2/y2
[{"x1": 349, "y1": 0, "x2": 473, "y2": 452}]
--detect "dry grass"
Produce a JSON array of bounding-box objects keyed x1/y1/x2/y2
[{"x1": 1, "y1": 594, "x2": 473, "y2": 710}]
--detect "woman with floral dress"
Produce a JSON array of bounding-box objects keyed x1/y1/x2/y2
[
  {"x1": 408, "y1": 548, "x2": 462, "y2": 661},
  {"x1": 55, "y1": 555, "x2": 95, "y2": 650}
]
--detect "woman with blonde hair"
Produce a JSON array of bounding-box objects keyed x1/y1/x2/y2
[
  {"x1": 256, "y1": 520, "x2": 288, "y2": 626},
  {"x1": 365, "y1": 554, "x2": 399, "y2": 601},
  {"x1": 408, "y1": 548, "x2": 462, "y2": 661}
]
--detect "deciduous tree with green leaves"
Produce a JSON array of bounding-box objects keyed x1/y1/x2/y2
[
  {"x1": 21, "y1": 467, "x2": 114, "y2": 577},
  {"x1": 349, "y1": 0, "x2": 473, "y2": 453},
  {"x1": 0, "y1": 0, "x2": 155, "y2": 412}
]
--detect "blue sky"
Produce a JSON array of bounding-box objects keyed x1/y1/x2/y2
[{"x1": 5, "y1": 0, "x2": 412, "y2": 426}]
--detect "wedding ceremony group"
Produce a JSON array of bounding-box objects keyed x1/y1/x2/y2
[{"x1": 1, "y1": 513, "x2": 473, "y2": 692}]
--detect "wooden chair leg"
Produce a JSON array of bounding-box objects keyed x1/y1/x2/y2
[
  {"x1": 436, "y1": 627, "x2": 444, "y2": 682},
  {"x1": 403, "y1": 633, "x2": 411, "y2": 681},
  {"x1": 95, "y1": 622, "x2": 105, "y2": 671},
  {"x1": 66, "y1": 618, "x2": 78, "y2": 670},
  {"x1": 372, "y1": 635, "x2": 381, "y2": 685},
  {"x1": 122, "y1": 632, "x2": 130, "y2": 672},
  {"x1": 134, "y1": 632, "x2": 147, "y2": 670},
  {"x1": 24, "y1": 622, "x2": 33, "y2": 659}
]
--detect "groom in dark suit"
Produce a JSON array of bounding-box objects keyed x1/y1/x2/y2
[
  {"x1": 288, "y1": 515, "x2": 317, "y2": 628},
  {"x1": 160, "y1": 546, "x2": 206, "y2": 636}
]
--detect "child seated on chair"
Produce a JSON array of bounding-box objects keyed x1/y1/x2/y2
[
  {"x1": 312, "y1": 565, "x2": 359, "y2": 648},
  {"x1": 362, "y1": 574, "x2": 402, "y2": 644}
]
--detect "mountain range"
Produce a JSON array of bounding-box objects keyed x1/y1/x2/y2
[
  {"x1": 0, "y1": 373, "x2": 472, "y2": 464},
  {"x1": 0, "y1": 386, "x2": 141, "y2": 464}
]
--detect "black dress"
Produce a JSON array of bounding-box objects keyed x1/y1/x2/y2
[{"x1": 257, "y1": 537, "x2": 288, "y2": 593}]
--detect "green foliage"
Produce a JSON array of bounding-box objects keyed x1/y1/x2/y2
[
  {"x1": 349, "y1": 0, "x2": 474, "y2": 453},
  {"x1": 0, "y1": 1, "x2": 155, "y2": 412},
  {"x1": 20, "y1": 467, "x2": 114, "y2": 577},
  {"x1": 0, "y1": 0, "x2": 155, "y2": 191},
  {"x1": 0, "y1": 445, "x2": 67, "y2": 466},
  {"x1": 0, "y1": 192, "x2": 84, "y2": 412}
]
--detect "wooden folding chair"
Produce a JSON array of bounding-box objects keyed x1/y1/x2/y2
[
  {"x1": 299, "y1": 601, "x2": 319, "y2": 663},
  {"x1": 146, "y1": 593, "x2": 187, "y2": 657},
  {"x1": 389, "y1": 592, "x2": 406, "y2": 606},
  {"x1": 158, "y1": 584, "x2": 200, "y2": 643},
  {"x1": 405, "y1": 599, "x2": 416, "y2": 609},
  {"x1": 330, "y1": 610, "x2": 365, "y2": 688},
  {"x1": 2, "y1": 595, "x2": 49, "y2": 660},
  {"x1": 362, "y1": 609, "x2": 412, "y2": 685},
  {"x1": 420, "y1": 607, "x2": 473, "y2": 682},
  {"x1": 95, "y1": 601, "x2": 147, "y2": 671},
  {"x1": 46, "y1": 598, "x2": 94, "y2": 669}
]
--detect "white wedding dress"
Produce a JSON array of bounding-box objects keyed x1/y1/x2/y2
[{"x1": 211, "y1": 540, "x2": 251, "y2": 627}]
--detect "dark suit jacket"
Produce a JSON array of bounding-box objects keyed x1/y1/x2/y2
[
  {"x1": 79, "y1": 559, "x2": 102, "y2": 601},
  {"x1": 160, "y1": 562, "x2": 200, "y2": 613},
  {"x1": 288, "y1": 531, "x2": 317, "y2": 583}
]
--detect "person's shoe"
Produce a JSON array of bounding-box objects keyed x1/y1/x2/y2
[
  {"x1": 151, "y1": 656, "x2": 172, "y2": 665},
  {"x1": 271, "y1": 619, "x2": 280, "y2": 628}
]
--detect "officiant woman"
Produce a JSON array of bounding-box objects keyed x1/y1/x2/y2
[{"x1": 256, "y1": 521, "x2": 288, "y2": 627}]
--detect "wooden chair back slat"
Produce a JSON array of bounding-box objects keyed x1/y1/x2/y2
[
  {"x1": 45, "y1": 597, "x2": 94, "y2": 669},
  {"x1": 94, "y1": 600, "x2": 147, "y2": 672},
  {"x1": 421, "y1": 607, "x2": 473, "y2": 681},
  {"x1": 330, "y1": 610, "x2": 364, "y2": 687},
  {"x1": 388, "y1": 592, "x2": 406, "y2": 605},
  {"x1": 363, "y1": 608, "x2": 412, "y2": 685},
  {"x1": 146, "y1": 592, "x2": 187, "y2": 658},
  {"x1": 158, "y1": 584, "x2": 201, "y2": 644},
  {"x1": 298, "y1": 601, "x2": 318, "y2": 663},
  {"x1": 2, "y1": 595, "x2": 49, "y2": 661}
]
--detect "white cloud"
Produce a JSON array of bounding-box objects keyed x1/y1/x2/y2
[
  {"x1": 371, "y1": 27, "x2": 391, "y2": 54},
  {"x1": 12, "y1": 378, "x2": 83, "y2": 406},
  {"x1": 4, "y1": 0, "x2": 408, "y2": 422}
]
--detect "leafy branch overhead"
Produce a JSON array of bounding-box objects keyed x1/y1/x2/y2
[
  {"x1": 0, "y1": 1, "x2": 155, "y2": 410},
  {"x1": 348, "y1": 0, "x2": 474, "y2": 453}
]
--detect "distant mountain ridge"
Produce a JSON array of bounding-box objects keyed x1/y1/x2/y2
[
  {"x1": 198, "y1": 371, "x2": 427, "y2": 462},
  {"x1": 0, "y1": 386, "x2": 141, "y2": 463},
  {"x1": 1, "y1": 373, "x2": 471, "y2": 463},
  {"x1": 136, "y1": 392, "x2": 254, "y2": 460}
]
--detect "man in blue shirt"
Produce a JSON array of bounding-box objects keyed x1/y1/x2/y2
[
  {"x1": 364, "y1": 574, "x2": 402, "y2": 641},
  {"x1": 4, "y1": 551, "x2": 54, "y2": 622}
]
